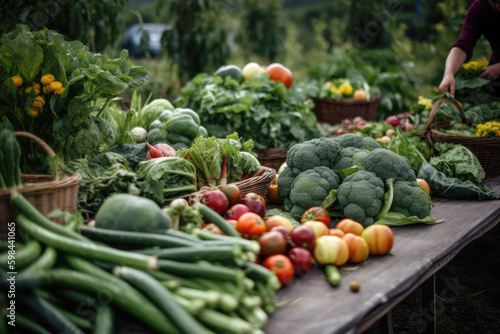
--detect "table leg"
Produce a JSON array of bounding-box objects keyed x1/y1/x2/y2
[
  {"x1": 379, "y1": 310, "x2": 393, "y2": 334},
  {"x1": 422, "y1": 274, "x2": 436, "y2": 334}
]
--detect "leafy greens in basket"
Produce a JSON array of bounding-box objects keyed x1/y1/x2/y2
[{"x1": 175, "y1": 73, "x2": 319, "y2": 149}]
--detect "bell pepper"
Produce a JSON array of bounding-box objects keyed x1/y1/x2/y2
[{"x1": 147, "y1": 108, "x2": 205, "y2": 146}]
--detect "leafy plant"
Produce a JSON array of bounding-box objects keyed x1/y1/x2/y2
[
  {"x1": 175, "y1": 73, "x2": 319, "y2": 149},
  {"x1": 0, "y1": 25, "x2": 149, "y2": 172}
]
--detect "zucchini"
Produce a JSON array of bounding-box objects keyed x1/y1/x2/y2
[
  {"x1": 197, "y1": 308, "x2": 253, "y2": 334},
  {"x1": 242, "y1": 262, "x2": 281, "y2": 290},
  {"x1": 196, "y1": 203, "x2": 241, "y2": 237},
  {"x1": 79, "y1": 225, "x2": 200, "y2": 249},
  {"x1": 0, "y1": 239, "x2": 41, "y2": 269},
  {"x1": 114, "y1": 266, "x2": 208, "y2": 334},
  {"x1": 16, "y1": 214, "x2": 158, "y2": 271},
  {"x1": 325, "y1": 264, "x2": 341, "y2": 287},
  {"x1": 10, "y1": 193, "x2": 90, "y2": 242},
  {"x1": 16, "y1": 269, "x2": 178, "y2": 334},
  {"x1": 93, "y1": 304, "x2": 114, "y2": 334}
]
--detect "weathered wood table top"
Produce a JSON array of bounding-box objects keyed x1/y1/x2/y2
[{"x1": 263, "y1": 176, "x2": 500, "y2": 334}]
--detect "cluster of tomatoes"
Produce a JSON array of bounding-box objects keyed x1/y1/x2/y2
[{"x1": 199, "y1": 185, "x2": 396, "y2": 289}]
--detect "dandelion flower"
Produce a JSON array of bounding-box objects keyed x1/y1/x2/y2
[{"x1": 12, "y1": 75, "x2": 23, "y2": 87}]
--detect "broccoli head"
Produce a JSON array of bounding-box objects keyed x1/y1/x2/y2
[
  {"x1": 287, "y1": 166, "x2": 340, "y2": 219},
  {"x1": 286, "y1": 137, "x2": 342, "y2": 174},
  {"x1": 332, "y1": 147, "x2": 369, "y2": 171},
  {"x1": 337, "y1": 170, "x2": 386, "y2": 227},
  {"x1": 333, "y1": 133, "x2": 381, "y2": 150},
  {"x1": 364, "y1": 148, "x2": 416, "y2": 182},
  {"x1": 277, "y1": 165, "x2": 299, "y2": 198},
  {"x1": 391, "y1": 181, "x2": 431, "y2": 218}
]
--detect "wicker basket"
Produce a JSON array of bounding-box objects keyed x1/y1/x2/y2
[
  {"x1": 253, "y1": 148, "x2": 287, "y2": 171},
  {"x1": 312, "y1": 94, "x2": 381, "y2": 125},
  {"x1": 414, "y1": 97, "x2": 500, "y2": 179},
  {"x1": 189, "y1": 167, "x2": 276, "y2": 204},
  {"x1": 0, "y1": 132, "x2": 81, "y2": 240}
]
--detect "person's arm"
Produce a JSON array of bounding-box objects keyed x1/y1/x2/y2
[{"x1": 439, "y1": 47, "x2": 467, "y2": 94}]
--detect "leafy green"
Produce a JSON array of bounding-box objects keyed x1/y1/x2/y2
[
  {"x1": 430, "y1": 142, "x2": 485, "y2": 184},
  {"x1": 107, "y1": 143, "x2": 149, "y2": 170},
  {"x1": 417, "y1": 162, "x2": 500, "y2": 200},
  {"x1": 375, "y1": 212, "x2": 444, "y2": 226},
  {"x1": 69, "y1": 152, "x2": 140, "y2": 216},
  {"x1": 136, "y1": 157, "x2": 197, "y2": 205},
  {"x1": 175, "y1": 73, "x2": 319, "y2": 149}
]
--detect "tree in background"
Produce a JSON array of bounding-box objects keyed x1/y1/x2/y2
[
  {"x1": 236, "y1": 0, "x2": 287, "y2": 63},
  {"x1": 158, "y1": 0, "x2": 230, "y2": 84},
  {"x1": 0, "y1": 0, "x2": 128, "y2": 53}
]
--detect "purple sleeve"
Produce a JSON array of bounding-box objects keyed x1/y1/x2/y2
[{"x1": 452, "y1": 1, "x2": 484, "y2": 62}]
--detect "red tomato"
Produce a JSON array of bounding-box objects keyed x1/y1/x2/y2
[
  {"x1": 220, "y1": 184, "x2": 242, "y2": 206},
  {"x1": 258, "y1": 231, "x2": 287, "y2": 257},
  {"x1": 265, "y1": 63, "x2": 293, "y2": 88},
  {"x1": 201, "y1": 223, "x2": 223, "y2": 235},
  {"x1": 242, "y1": 192, "x2": 267, "y2": 208},
  {"x1": 263, "y1": 254, "x2": 295, "y2": 286},
  {"x1": 301, "y1": 207, "x2": 331, "y2": 227},
  {"x1": 289, "y1": 225, "x2": 316, "y2": 250},
  {"x1": 236, "y1": 212, "x2": 267, "y2": 239},
  {"x1": 288, "y1": 247, "x2": 313, "y2": 276},
  {"x1": 226, "y1": 203, "x2": 251, "y2": 220}
]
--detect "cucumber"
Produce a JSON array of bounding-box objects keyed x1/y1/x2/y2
[
  {"x1": 79, "y1": 225, "x2": 201, "y2": 249},
  {"x1": 18, "y1": 292, "x2": 85, "y2": 334},
  {"x1": 325, "y1": 264, "x2": 341, "y2": 287},
  {"x1": 16, "y1": 313, "x2": 52, "y2": 334},
  {"x1": 147, "y1": 270, "x2": 208, "y2": 291},
  {"x1": 138, "y1": 245, "x2": 244, "y2": 265},
  {"x1": 0, "y1": 239, "x2": 41, "y2": 269},
  {"x1": 158, "y1": 259, "x2": 244, "y2": 283},
  {"x1": 17, "y1": 269, "x2": 178, "y2": 334},
  {"x1": 16, "y1": 214, "x2": 158, "y2": 271},
  {"x1": 93, "y1": 304, "x2": 114, "y2": 334},
  {"x1": 114, "y1": 266, "x2": 208, "y2": 334},
  {"x1": 10, "y1": 192, "x2": 90, "y2": 242},
  {"x1": 20, "y1": 247, "x2": 57, "y2": 275},
  {"x1": 196, "y1": 204, "x2": 241, "y2": 237}
]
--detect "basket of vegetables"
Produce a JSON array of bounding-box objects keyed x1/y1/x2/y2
[
  {"x1": 0, "y1": 129, "x2": 80, "y2": 240},
  {"x1": 414, "y1": 98, "x2": 500, "y2": 179},
  {"x1": 311, "y1": 79, "x2": 380, "y2": 125}
]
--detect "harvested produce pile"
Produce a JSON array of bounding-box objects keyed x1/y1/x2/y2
[{"x1": 2, "y1": 192, "x2": 280, "y2": 334}]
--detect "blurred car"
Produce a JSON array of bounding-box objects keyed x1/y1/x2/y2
[{"x1": 120, "y1": 23, "x2": 170, "y2": 57}]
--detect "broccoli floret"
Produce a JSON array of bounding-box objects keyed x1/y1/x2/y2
[
  {"x1": 364, "y1": 148, "x2": 416, "y2": 182},
  {"x1": 286, "y1": 137, "x2": 342, "y2": 174},
  {"x1": 287, "y1": 166, "x2": 340, "y2": 219},
  {"x1": 277, "y1": 165, "x2": 299, "y2": 198},
  {"x1": 391, "y1": 181, "x2": 431, "y2": 218},
  {"x1": 333, "y1": 133, "x2": 381, "y2": 150},
  {"x1": 332, "y1": 147, "x2": 369, "y2": 171},
  {"x1": 337, "y1": 170, "x2": 386, "y2": 227}
]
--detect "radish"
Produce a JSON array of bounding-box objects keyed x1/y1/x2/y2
[
  {"x1": 385, "y1": 115, "x2": 400, "y2": 127},
  {"x1": 200, "y1": 189, "x2": 229, "y2": 215},
  {"x1": 145, "y1": 141, "x2": 176, "y2": 160}
]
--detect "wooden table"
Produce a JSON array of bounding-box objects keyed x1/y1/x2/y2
[{"x1": 263, "y1": 176, "x2": 500, "y2": 334}]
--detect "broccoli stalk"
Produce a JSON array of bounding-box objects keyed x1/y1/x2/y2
[{"x1": 375, "y1": 178, "x2": 394, "y2": 220}]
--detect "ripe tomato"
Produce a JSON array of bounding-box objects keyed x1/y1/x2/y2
[
  {"x1": 201, "y1": 223, "x2": 224, "y2": 235},
  {"x1": 265, "y1": 215, "x2": 293, "y2": 231},
  {"x1": 258, "y1": 231, "x2": 287, "y2": 257},
  {"x1": 301, "y1": 207, "x2": 331, "y2": 227},
  {"x1": 263, "y1": 254, "x2": 295, "y2": 286},
  {"x1": 265, "y1": 63, "x2": 293, "y2": 88},
  {"x1": 416, "y1": 178, "x2": 431, "y2": 195},
  {"x1": 226, "y1": 203, "x2": 251, "y2": 220},
  {"x1": 242, "y1": 192, "x2": 267, "y2": 208},
  {"x1": 361, "y1": 224, "x2": 394, "y2": 255},
  {"x1": 288, "y1": 247, "x2": 313, "y2": 276},
  {"x1": 220, "y1": 184, "x2": 242, "y2": 206},
  {"x1": 335, "y1": 219, "x2": 364, "y2": 236},
  {"x1": 236, "y1": 212, "x2": 267, "y2": 239}
]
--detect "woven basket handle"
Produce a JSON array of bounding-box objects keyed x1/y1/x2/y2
[
  {"x1": 424, "y1": 97, "x2": 470, "y2": 146},
  {"x1": 14, "y1": 131, "x2": 56, "y2": 157}
]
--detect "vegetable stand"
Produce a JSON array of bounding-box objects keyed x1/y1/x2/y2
[{"x1": 263, "y1": 174, "x2": 500, "y2": 334}]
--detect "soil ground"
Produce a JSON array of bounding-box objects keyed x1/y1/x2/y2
[{"x1": 364, "y1": 222, "x2": 500, "y2": 334}]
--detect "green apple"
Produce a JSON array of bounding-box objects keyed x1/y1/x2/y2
[{"x1": 242, "y1": 62, "x2": 265, "y2": 82}]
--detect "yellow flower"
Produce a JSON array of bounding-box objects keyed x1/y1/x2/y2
[
  {"x1": 12, "y1": 75, "x2": 23, "y2": 87},
  {"x1": 29, "y1": 108, "x2": 40, "y2": 117},
  {"x1": 41, "y1": 74, "x2": 55, "y2": 85},
  {"x1": 25, "y1": 86, "x2": 32, "y2": 93},
  {"x1": 31, "y1": 96, "x2": 45, "y2": 110},
  {"x1": 330, "y1": 85, "x2": 339, "y2": 94},
  {"x1": 43, "y1": 85, "x2": 50, "y2": 94},
  {"x1": 48, "y1": 81, "x2": 63, "y2": 92},
  {"x1": 476, "y1": 121, "x2": 500, "y2": 137},
  {"x1": 338, "y1": 82, "x2": 353, "y2": 96},
  {"x1": 34, "y1": 83, "x2": 41, "y2": 95},
  {"x1": 54, "y1": 86, "x2": 65, "y2": 96},
  {"x1": 418, "y1": 96, "x2": 433, "y2": 110}
]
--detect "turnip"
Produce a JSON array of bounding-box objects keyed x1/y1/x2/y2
[{"x1": 131, "y1": 127, "x2": 148, "y2": 143}]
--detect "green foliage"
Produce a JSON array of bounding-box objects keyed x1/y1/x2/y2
[
  {"x1": 157, "y1": 0, "x2": 231, "y2": 84},
  {"x1": 0, "y1": 0, "x2": 128, "y2": 53},
  {"x1": 286, "y1": 137, "x2": 342, "y2": 174},
  {"x1": 364, "y1": 148, "x2": 417, "y2": 182},
  {"x1": 236, "y1": 0, "x2": 287, "y2": 63}
]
